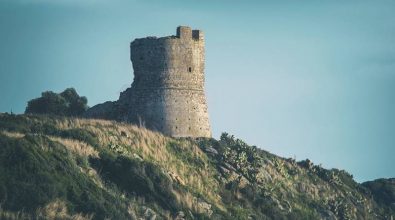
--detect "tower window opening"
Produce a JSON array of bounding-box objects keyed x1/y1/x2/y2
[{"x1": 188, "y1": 67, "x2": 192, "y2": 72}]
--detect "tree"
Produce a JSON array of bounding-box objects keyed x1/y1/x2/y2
[
  {"x1": 25, "y1": 88, "x2": 88, "y2": 117},
  {"x1": 60, "y1": 88, "x2": 88, "y2": 116}
]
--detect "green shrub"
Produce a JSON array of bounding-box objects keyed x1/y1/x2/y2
[{"x1": 25, "y1": 88, "x2": 88, "y2": 117}]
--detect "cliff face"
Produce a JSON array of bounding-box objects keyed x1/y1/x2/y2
[
  {"x1": 86, "y1": 26, "x2": 211, "y2": 138},
  {"x1": 0, "y1": 113, "x2": 394, "y2": 220}
]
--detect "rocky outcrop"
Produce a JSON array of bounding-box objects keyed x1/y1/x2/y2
[{"x1": 84, "y1": 101, "x2": 117, "y2": 120}]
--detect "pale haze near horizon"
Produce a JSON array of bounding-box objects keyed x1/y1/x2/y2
[{"x1": 0, "y1": 0, "x2": 394, "y2": 182}]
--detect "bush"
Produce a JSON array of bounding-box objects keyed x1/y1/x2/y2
[{"x1": 25, "y1": 88, "x2": 88, "y2": 117}]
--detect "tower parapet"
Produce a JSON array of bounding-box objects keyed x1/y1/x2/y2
[
  {"x1": 118, "y1": 26, "x2": 211, "y2": 138},
  {"x1": 192, "y1": 30, "x2": 204, "y2": 41},
  {"x1": 176, "y1": 26, "x2": 192, "y2": 39}
]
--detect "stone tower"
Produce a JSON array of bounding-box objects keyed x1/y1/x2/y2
[{"x1": 117, "y1": 26, "x2": 211, "y2": 138}]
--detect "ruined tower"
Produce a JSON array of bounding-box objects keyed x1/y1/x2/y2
[{"x1": 117, "y1": 26, "x2": 211, "y2": 137}]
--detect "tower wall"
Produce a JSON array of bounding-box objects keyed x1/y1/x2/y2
[{"x1": 122, "y1": 26, "x2": 211, "y2": 137}]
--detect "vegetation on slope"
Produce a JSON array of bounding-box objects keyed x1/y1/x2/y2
[{"x1": 0, "y1": 113, "x2": 394, "y2": 219}]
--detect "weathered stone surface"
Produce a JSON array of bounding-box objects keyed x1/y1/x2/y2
[
  {"x1": 142, "y1": 206, "x2": 157, "y2": 220},
  {"x1": 84, "y1": 101, "x2": 117, "y2": 120},
  {"x1": 87, "y1": 26, "x2": 211, "y2": 138},
  {"x1": 204, "y1": 146, "x2": 218, "y2": 155},
  {"x1": 174, "y1": 211, "x2": 185, "y2": 220}
]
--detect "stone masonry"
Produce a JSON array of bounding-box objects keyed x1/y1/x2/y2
[{"x1": 87, "y1": 26, "x2": 211, "y2": 138}]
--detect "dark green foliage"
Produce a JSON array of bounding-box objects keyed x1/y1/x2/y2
[
  {"x1": 0, "y1": 133, "x2": 129, "y2": 219},
  {"x1": 60, "y1": 88, "x2": 89, "y2": 116},
  {"x1": 90, "y1": 151, "x2": 180, "y2": 212},
  {"x1": 0, "y1": 134, "x2": 60, "y2": 211},
  {"x1": 363, "y1": 178, "x2": 395, "y2": 208},
  {"x1": 25, "y1": 88, "x2": 88, "y2": 116},
  {"x1": 25, "y1": 91, "x2": 68, "y2": 116}
]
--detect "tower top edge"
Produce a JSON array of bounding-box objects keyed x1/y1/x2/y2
[{"x1": 131, "y1": 26, "x2": 204, "y2": 44}]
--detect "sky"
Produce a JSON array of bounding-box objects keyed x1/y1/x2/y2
[{"x1": 0, "y1": 0, "x2": 394, "y2": 182}]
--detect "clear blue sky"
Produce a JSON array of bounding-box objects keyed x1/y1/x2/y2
[{"x1": 1, "y1": 0, "x2": 394, "y2": 182}]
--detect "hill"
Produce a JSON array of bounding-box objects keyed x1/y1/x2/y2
[{"x1": 0, "y1": 113, "x2": 394, "y2": 219}]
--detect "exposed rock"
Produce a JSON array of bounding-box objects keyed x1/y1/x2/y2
[
  {"x1": 84, "y1": 101, "x2": 117, "y2": 120},
  {"x1": 255, "y1": 167, "x2": 273, "y2": 183},
  {"x1": 223, "y1": 162, "x2": 237, "y2": 172},
  {"x1": 219, "y1": 166, "x2": 230, "y2": 175},
  {"x1": 174, "y1": 211, "x2": 185, "y2": 220},
  {"x1": 132, "y1": 153, "x2": 143, "y2": 161},
  {"x1": 142, "y1": 206, "x2": 157, "y2": 220},
  {"x1": 238, "y1": 176, "x2": 250, "y2": 188},
  {"x1": 121, "y1": 130, "x2": 128, "y2": 137},
  {"x1": 204, "y1": 146, "x2": 218, "y2": 155},
  {"x1": 167, "y1": 171, "x2": 185, "y2": 185},
  {"x1": 196, "y1": 200, "x2": 213, "y2": 217}
]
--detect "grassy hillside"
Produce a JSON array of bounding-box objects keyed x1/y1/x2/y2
[{"x1": 0, "y1": 113, "x2": 393, "y2": 219}]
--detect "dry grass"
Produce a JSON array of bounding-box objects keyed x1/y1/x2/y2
[
  {"x1": 48, "y1": 117, "x2": 224, "y2": 210},
  {"x1": 173, "y1": 189, "x2": 218, "y2": 215},
  {"x1": 0, "y1": 130, "x2": 25, "y2": 138},
  {"x1": 3, "y1": 116, "x2": 223, "y2": 209},
  {"x1": 0, "y1": 207, "x2": 31, "y2": 220},
  {"x1": 1, "y1": 116, "x2": 227, "y2": 215},
  {"x1": 0, "y1": 200, "x2": 93, "y2": 220},
  {"x1": 49, "y1": 136, "x2": 99, "y2": 158},
  {"x1": 36, "y1": 199, "x2": 93, "y2": 220}
]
